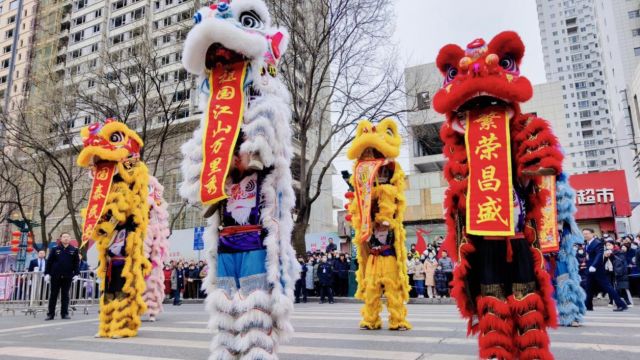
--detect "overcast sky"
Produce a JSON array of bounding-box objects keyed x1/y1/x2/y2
[
  {"x1": 329, "y1": 1, "x2": 547, "y2": 215},
  {"x1": 394, "y1": 0, "x2": 547, "y2": 85}
]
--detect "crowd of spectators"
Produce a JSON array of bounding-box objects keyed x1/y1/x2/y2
[
  {"x1": 576, "y1": 233, "x2": 640, "y2": 305},
  {"x1": 163, "y1": 259, "x2": 208, "y2": 306}
]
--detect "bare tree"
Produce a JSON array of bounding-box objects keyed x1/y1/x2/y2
[
  {"x1": 0, "y1": 70, "x2": 89, "y2": 248},
  {"x1": 267, "y1": 0, "x2": 406, "y2": 252}
]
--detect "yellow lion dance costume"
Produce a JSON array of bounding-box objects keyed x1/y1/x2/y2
[
  {"x1": 345, "y1": 118, "x2": 411, "y2": 331},
  {"x1": 77, "y1": 119, "x2": 151, "y2": 338}
]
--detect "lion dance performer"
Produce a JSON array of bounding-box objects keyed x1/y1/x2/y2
[
  {"x1": 142, "y1": 176, "x2": 170, "y2": 322},
  {"x1": 179, "y1": 1, "x2": 299, "y2": 359},
  {"x1": 77, "y1": 119, "x2": 151, "y2": 338},
  {"x1": 549, "y1": 172, "x2": 586, "y2": 327},
  {"x1": 344, "y1": 118, "x2": 411, "y2": 331},
  {"x1": 434, "y1": 32, "x2": 564, "y2": 359}
]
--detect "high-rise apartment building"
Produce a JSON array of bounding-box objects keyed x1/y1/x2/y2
[
  {"x1": 0, "y1": 0, "x2": 36, "y2": 114},
  {"x1": 9, "y1": 0, "x2": 334, "y2": 247},
  {"x1": 536, "y1": 0, "x2": 640, "y2": 232}
]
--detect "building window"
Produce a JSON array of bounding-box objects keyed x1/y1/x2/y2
[
  {"x1": 5, "y1": 29, "x2": 13, "y2": 39},
  {"x1": 3, "y1": 45, "x2": 10, "y2": 53},
  {"x1": 630, "y1": 10, "x2": 640, "y2": 19},
  {"x1": 76, "y1": 0, "x2": 87, "y2": 10},
  {"x1": 95, "y1": 9, "x2": 102, "y2": 18},
  {"x1": 416, "y1": 91, "x2": 430, "y2": 110},
  {"x1": 112, "y1": 0, "x2": 127, "y2": 10},
  {"x1": 634, "y1": 47, "x2": 640, "y2": 56},
  {"x1": 9, "y1": 1, "x2": 18, "y2": 10},
  {"x1": 1, "y1": 59, "x2": 9, "y2": 68}
]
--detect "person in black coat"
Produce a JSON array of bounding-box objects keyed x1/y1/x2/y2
[
  {"x1": 583, "y1": 229, "x2": 627, "y2": 311},
  {"x1": 333, "y1": 254, "x2": 349, "y2": 297},
  {"x1": 295, "y1": 256, "x2": 307, "y2": 303},
  {"x1": 44, "y1": 233, "x2": 80, "y2": 320},
  {"x1": 325, "y1": 238, "x2": 337, "y2": 254},
  {"x1": 317, "y1": 256, "x2": 334, "y2": 304}
]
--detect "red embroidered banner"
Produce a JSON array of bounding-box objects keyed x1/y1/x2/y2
[
  {"x1": 465, "y1": 107, "x2": 515, "y2": 236},
  {"x1": 82, "y1": 162, "x2": 115, "y2": 248},
  {"x1": 200, "y1": 62, "x2": 248, "y2": 205},
  {"x1": 539, "y1": 175, "x2": 559, "y2": 253},
  {"x1": 354, "y1": 159, "x2": 385, "y2": 243}
]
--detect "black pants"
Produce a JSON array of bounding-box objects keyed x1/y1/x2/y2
[
  {"x1": 319, "y1": 284, "x2": 333, "y2": 303},
  {"x1": 586, "y1": 271, "x2": 627, "y2": 310},
  {"x1": 48, "y1": 276, "x2": 72, "y2": 317},
  {"x1": 295, "y1": 280, "x2": 307, "y2": 302}
]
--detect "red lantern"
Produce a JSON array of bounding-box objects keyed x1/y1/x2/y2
[
  {"x1": 10, "y1": 239, "x2": 20, "y2": 245},
  {"x1": 26, "y1": 247, "x2": 34, "y2": 253},
  {"x1": 10, "y1": 247, "x2": 19, "y2": 253},
  {"x1": 345, "y1": 214, "x2": 352, "y2": 222},
  {"x1": 12, "y1": 231, "x2": 21, "y2": 237},
  {"x1": 345, "y1": 191, "x2": 354, "y2": 199}
]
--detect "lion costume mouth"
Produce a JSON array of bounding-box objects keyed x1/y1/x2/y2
[
  {"x1": 205, "y1": 43, "x2": 248, "y2": 69},
  {"x1": 455, "y1": 95, "x2": 508, "y2": 114}
]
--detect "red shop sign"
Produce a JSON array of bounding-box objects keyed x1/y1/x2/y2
[{"x1": 568, "y1": 170, "x2": 631, "y2": 219}]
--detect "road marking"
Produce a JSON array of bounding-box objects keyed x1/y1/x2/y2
[
  {"x1": 66, "y1": 336, "x2": 433, "y2": 360},
  {"x1": 0, "y1": 346, "x2": 179, "y2": 360},
  {"x1": 0, "y1": 319, "x2": 97, "y2": 334}
]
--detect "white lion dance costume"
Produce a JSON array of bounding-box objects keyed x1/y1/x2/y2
[
  {"x1": 179, "y1": 1, "x2": 299, "y2": 359},
  {"x1": 142, "y1": 176, "x2": 170, "y2": 322}
]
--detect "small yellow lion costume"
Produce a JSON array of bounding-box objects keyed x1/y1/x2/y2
[
  {"x1": 77, "y1": 119, "x2": 151, "y2": 338},
  {"x1": 345, "y1": 118, "x2": 411, "y2": 331}
]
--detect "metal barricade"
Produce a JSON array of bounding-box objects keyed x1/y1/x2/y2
[{"x1": 0, "y1": 270, "x2": 99, "y2": 317}]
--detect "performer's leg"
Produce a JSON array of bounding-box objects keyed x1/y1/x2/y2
[
  {"x1": 373, "y1": 185, "x2": 396, "y2": 226},
  {"x1": 476, "y1": 240, "x2": 514, "y2": 360},
  {"x1": 210, "y1": 252, "x2": 241, "y2": 360},
  {"x1": 382, "y1": 256, "x2": 411, "y2": 330},
  {"x1": 360, "y1": 255, "x2": 382, "y2": 330},
  {"x1": 508, "y1": 239, "x2": 553, "y2": 360}
]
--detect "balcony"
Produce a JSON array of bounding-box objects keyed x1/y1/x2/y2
[{"x1": 412, "y1": 153, "x2": 446, "y2": 173}]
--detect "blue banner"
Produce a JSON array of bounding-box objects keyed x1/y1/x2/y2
[{"x1": 193, "y1": 226, "x2": 205, "y2": 251}]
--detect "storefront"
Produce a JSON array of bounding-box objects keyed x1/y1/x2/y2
[{"x1": 569, "y1": 170, "x2": 632, "y2": 237}]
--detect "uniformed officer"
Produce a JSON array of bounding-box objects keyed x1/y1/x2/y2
[{"x1": 44, "y1": 232, "x2": 80, "y2": 320}]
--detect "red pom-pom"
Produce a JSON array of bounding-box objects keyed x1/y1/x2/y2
[
  {"x1": 345, "y1": 191, "x2": 354, "y2": 199},
  {"x1": 345, "y1": 214, "x2": 352, "y2": 222}
]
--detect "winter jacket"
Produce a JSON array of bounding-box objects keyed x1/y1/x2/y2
[
  {"x1": 412, "y1": 261, "x2": 426, "y2": 281},
  {"x1": 171, "y1": 268, "x2": 184, "y2": 290},
  {"x1": 424, "y1": 259, "x2": 437, "y2": 287},
  {"x1": 438, "y1": 257, "x2": 454, "y2": 273},
  {"x1": 305, "y1": 262, "x2": 315, "y2": 290},
  {"x1": 434, "y1": 269, "x2": 449, "y2": 294},
  {"x1": 318, "y1": 262, "x2": 333, "y2": 286},
  {"x1": 612, "y1": 250, "x2": 629, "y2": 289},
  {"x1": 334, "y1": 259, "x2": 349, "y2": 280}
]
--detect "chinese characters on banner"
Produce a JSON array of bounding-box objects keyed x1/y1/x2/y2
[
  {"x1": 81, "y1": 163, "x2": 116, "y2": 248},
  {"x1": 538, "y1": 175, "x2": 559, "y2": 253},
  {"x1": 199, "y1": 62, "x2": 248, "y2": 205},
  {"x1": 465, "y1": 108, "x2": 515, "y2": 236},
  {"x1": 354, "y1": 159, "x2": 385, "y2": 243}
]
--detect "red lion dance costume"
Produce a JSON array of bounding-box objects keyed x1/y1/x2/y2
[{"x1": 434, "y1": 32, "x2": 562, "y2": 360}]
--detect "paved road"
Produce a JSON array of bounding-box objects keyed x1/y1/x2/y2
[{"x1": 1, "y1": 302, "x2": 639, "y2": 359}]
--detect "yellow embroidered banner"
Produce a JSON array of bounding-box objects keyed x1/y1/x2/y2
[
  {"x1": 539, "y1": 175, "x2": 559, "y2": 253},
  {"x1": 465, "y1": 107, "x2": 515, "y2": 236},
  {"x1": 354, "y1": 159, "x2": 385, "y2": 243},
  {"x1": 200, "y1": 62, "x2": 248, "y2": 205},
  {"x1": 82, "y1": 162, "x2": 115, "y2": 248}
]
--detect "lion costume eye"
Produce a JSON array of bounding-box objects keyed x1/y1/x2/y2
[
  {"x1": 239, "y1": 11, "x2": 263, "y2": 29},
  {"x1": 499, "y1": 56, "x2": 517, "y2": 72},
  {"x1": 445, "y1": 66, "x2": 458, "y2": 83},
  {"x1": 386, "y1": 127, "x2": 394, "y2": 137},
  {"x1": 109, "y1": 131, "x2": 124, "y2": 143}
]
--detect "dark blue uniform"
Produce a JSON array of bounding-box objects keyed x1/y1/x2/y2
[
  {"x1": 45, "y1": 244, "x2": 80, "y2": 318},
  {"x1": 584, "y1": 238, "x2": 627, "y2": 310},
  {"x1": 318, "y1": 262, "x2": 334, "y2": 303}
]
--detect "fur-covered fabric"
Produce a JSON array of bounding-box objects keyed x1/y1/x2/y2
[
  {"x1": 180, "y1": 1, "x2": 299, "y2": 358},
  {"x1": 345, "y1": 119, "x2": 411, "y2": 330},
  {"x1": 142, "y1": 176, "x2": 170, "y2": 320},
  {"x1": 435, "y1": 32, "x2": 561, "y2": 359},
  {"x1": 77, "y1": 120, "x2": 151, "y2": 338},
  {"x1": 552, "y1": 173, "x2": 587, "y2": 326}
]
